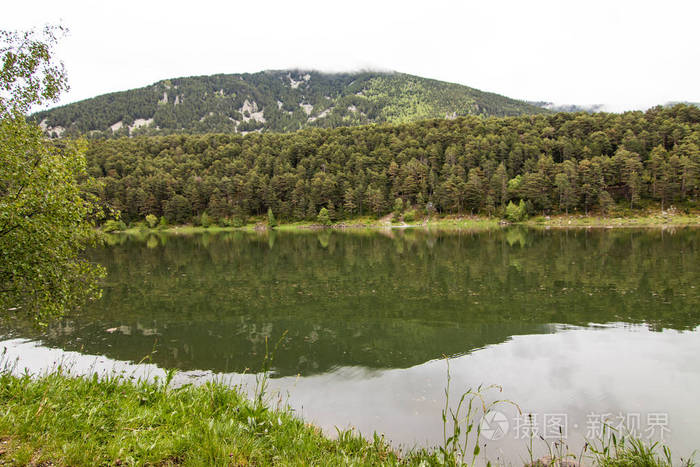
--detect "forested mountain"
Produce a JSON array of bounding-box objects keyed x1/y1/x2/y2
[
  {"x1": 31, "y1": 70, "x2": 547, "y2": 137},
  {"x1": 83, "y1": 104, "x2": 700, "y2": 225}
]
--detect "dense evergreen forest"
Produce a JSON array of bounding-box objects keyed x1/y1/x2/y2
[
  {"x1": 31, "y1": 70, "x2": 547, "y2": 137},
  {"x1": 84, "y1": 105, "x2": 700, "y2": 225}
]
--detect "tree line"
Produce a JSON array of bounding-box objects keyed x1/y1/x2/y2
[{"x1": 83, "y1": 104, "x2": 700, "y2": 225}]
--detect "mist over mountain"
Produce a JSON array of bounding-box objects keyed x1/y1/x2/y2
[
  {"x1": 31, "y1": 70, "x2": 548, "y2": 137},
  {"x1": 665, "y1": 101, "x2": 700, "y2": 109},
  {"x1": 528, "y1": 101, "x2": 606, "y2": 113}
]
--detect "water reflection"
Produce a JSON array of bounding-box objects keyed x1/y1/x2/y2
[
  {"x1": 3, "y1": 324, "x2": 699, "y2": 464},
  {"x1": 4, "y1": 228, "x2": 699, "y2": 375}
]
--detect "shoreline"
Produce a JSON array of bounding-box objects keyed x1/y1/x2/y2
[
  {"x1": 112, "y1": 212, "x2": 700, "y2": 235},
  {"x1": 0, "y1": 368, "x2": 691, "y2": 466}
]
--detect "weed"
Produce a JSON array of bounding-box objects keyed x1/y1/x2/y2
[{"x1": 439, "y1": 357, "x2": 521, "y2": 466}]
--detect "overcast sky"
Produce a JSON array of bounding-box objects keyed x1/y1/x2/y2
[{"x1": 7, "y1": 0, "x2": 700, "y2": 112}]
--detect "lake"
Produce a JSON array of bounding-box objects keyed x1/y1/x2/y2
[{"x1": 1, "y1": 227, "x2": 699, "y2": 464}]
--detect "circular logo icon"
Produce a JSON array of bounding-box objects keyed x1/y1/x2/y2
[{"x1": 480, "y1": 410, "x2": 509, "y2": 440}]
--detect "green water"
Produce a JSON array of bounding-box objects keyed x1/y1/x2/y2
[
  {"x1": 8, "y1": 227, "x2": 699, "y2": 373},
  {"x1": 2, "y1": 227, "x2": 699, "y2": 460}
]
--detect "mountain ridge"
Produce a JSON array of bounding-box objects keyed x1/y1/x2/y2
[{"x1": 31, "y1": 70, "x2": 548, "y2": 137}]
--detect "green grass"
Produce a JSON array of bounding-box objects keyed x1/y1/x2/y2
[
  {"x1": 119, "y1": 224, "x2": 257, "y2": 235},
  {"x1": 0, "y1": 369, "x2": 432, "y2": 466},
  {"x1": 110, "y1": 209, "x2": 700, "y2": 236},
  {"x1": 113, "y1": 215, "x2": 505, "y2": 235},
  {"x1": 524, "y1": 213, "x2": 700, "y2": 228},
  {"x1": 1, "y1": 368, "x2": 695, "y2": 466},
  {"x1": 420, "y1": 216, "x2": 501, "y2": 230},
  {"x1": 584, "y1": 423, "x2": 696, "y2": 467}
]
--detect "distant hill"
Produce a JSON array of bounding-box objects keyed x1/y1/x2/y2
[{"x1": 31, "y1": 70, "x2": 548, "y2": 137}]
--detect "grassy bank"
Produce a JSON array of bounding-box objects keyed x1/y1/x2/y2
[
  {"x1": 274, "y1": 216, "x2": 503, "y2": 231},
  {"x1": 109, "y1": 210, "x2": 700, "y2": 236},
  {"x1": 524, "y1": 213, "x2": 700, "y2": 228},
  {"x1": 0, "y1": 369, "x2": 694, "y2": 466},
  {"x1": 0, "y1": 370, "x2": 423, "y2": 466},
  {"x1": 113, "y1": 216, "x2": 503, "y2": 235}
]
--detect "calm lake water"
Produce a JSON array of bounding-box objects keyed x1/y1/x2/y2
[{"x1": 2, "y1": 227, "x2": 699, "y2": 464}]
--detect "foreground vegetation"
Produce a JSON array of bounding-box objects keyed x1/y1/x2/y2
[
  {"x1": 0, "y1": 26, "x2": 104, "y2": 319},
  {"x1": 0, "y1": 369, "x2": 413, "y2": 466},
  {"x1": 0, "y1": 368, "x2": 694, "y2": 466}
]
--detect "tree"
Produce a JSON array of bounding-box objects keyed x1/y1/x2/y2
[
  {"x1": 28, "y1": 86, "x2": 699, "y2": 226},
  {"x1": 483, "y1": 194, "x2": 496, "y2": 216},
  {"x1": 491, "y1": 162, "x2": 508, "y2": 207},
  {"x1": 520, "y1": 171, "x2": 551, "y2": 214},
  {"x1": 505, "y1": 200, "x2": 527, "y2": 222},
  {"x1": 464, "y1": 168, "x2": 484, "y2": 213},
  {"x1": 393, "y1": 197, "x2": 404, "y2": 216},
  {"x1": 0, "y1": 27, "x2": 68, "y2": 116},
  {"x1": 326, "y1": 200, "x2": 337, "y2": 221},
  {"x1": 343, "y1": 188, "x2": 357, "y2": 216},
  {"x1": 578, "y1": 159, "x2": 601, "y2": 215},
  {"x1": 207, "y1": 189, "x2": 229, "y2": 220},
  {"x1": 647, "y1": 145, "x2": 667, "y2": 199},
  {"x1": 267, "y1": 207, "x2": 277, "y2": 228},
  {"x1": 1, "y1": 26, "x2": 104, "y2": 319},
  {"x1": 617, "y1": 149, "x2": 642, "y2": 209},
  {"x1": 554, "y1": 173, "x2": 572, "y2": 214},
  {"x1": 598, "y1": 190, "x2": 614, "y2": 215},
  {"x1": 665, "y1": 155, "x2": 683, "y2": 208},
  {"x1": 366, "y1": 187, "x2": 385, "y2": 217},
  {"x1": 438, "y1": 175, "x2": 464, "y2": 213},
  {"x1": 164, "y1": 195, "x2": 191, "y2": 224},
  {"x1": 199, "y1": 212, "x2": 212, "y2": 228},
  {"x1": 557, "y1": 160, "x2": 579, "y2": 214},
  {"x1": 317, "y1": 207, "x2": 331, "y2": 226},
  {"x1": 507, "y1": 175, "x2": 522, "y2": 199},
  {"x1": 679, "y1": 150, "x2": 700, "y2": 199}
]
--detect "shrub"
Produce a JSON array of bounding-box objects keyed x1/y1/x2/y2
[
  {"x1": 200, "y1": 212, "x2": 212, "y2": 228},
  {"x1": 102, "y1": 219, "x2": 126, "y2": 232},
  {"x1": 505, "y1": 200, "x2": 527, "y2": 222},
  {"x1": 317, "y1": 207, "x2": 331, "y2": 226},
  {"x1": 145, "y1": 214, "x2": 158, "y2": 229},
  {"x1": 132, "y1": 221, "x2": 148, "y2": 233}
]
